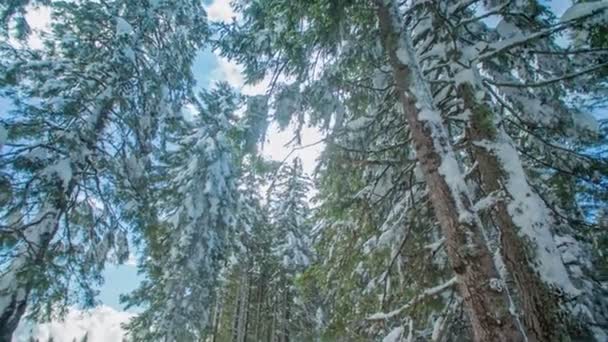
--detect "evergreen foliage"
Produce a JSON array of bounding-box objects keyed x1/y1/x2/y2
[{"x1": 1, "y1": 0, "x2": 608, "y2": 341}]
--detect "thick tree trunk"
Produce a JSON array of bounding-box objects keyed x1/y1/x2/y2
[
  {"x1": 460, "y1": 83, "x2": 561, "y2": 341},
  {"x1": 375, "y1": 2, "x2": 525, "y2": 341}
]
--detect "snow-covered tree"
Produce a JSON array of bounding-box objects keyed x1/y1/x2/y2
[
  {"x1": 122, "y1": 84, "x2": 240, "y2": 342},
  {"x1": 2, "y1": 0, "x2": 607, "y2": 341},
  {"x1": 267, "y1": 157, "x2": 315, "y2": 342},
  {"x1": 0, "y1": 0, "x2": 207, "y2": 338},
  {"x1": 211, "y1": 156, "x2": 319, "y2": 342},
  {"x1": 211, "y1": 161, "x2": 274, "y2": 342},
  {"x1": 269, "y1": 158, "x2": 312, "y2": 274},
  {"x1": 220, "y1": 0, "x2": 608, "y2": 340}
]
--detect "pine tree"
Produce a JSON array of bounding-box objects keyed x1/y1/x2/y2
[
  {"x1": 210, "y1": 157, "x2": 319, "y2": 342},
  {"x1": 210, "y1": 157, "x2": 272, "y2": 342}
]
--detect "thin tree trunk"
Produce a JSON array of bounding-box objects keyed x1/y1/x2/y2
[
  {"x1": 232, "y1": 282, "x2": 242, "y2": 342},
  {"x1": 253, "y1": 277, "x2": 264, "y2": 342},
  {"x1": 212, "y1": 295, "x2": 223, "y2": 342},
  {"x1": 283, "y1": 287, "x2": 290, "y2": 342},
  {"x1": 236, "y1": 271, "x2": 249, "y2": 342},
  {"x1": 243, "y1": 274, "x2": 252, "y2": 341},
  {"x1": 269, "y1": 296, "x2": 277, "y2": 342},
  {"x1": 375, "y1": 2, "x2": 525, "y2": 341}
]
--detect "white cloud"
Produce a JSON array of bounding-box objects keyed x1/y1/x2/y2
[
  {"x1": 262, "y1": 123, "x2": 325, "y2": 178},
  {"x1": 124, "y1": 253, "x2": 138, "y2": 266},
  {"x1": 211, "y1": 56, "x2": 271, "y2": 96},
  {"x1": 212, "y1": 57, "x2": 245, "y2": 88},
  {"x1": 203, "y1": 0, "x2": 325, "y2": 179},
  {"x1": 209, "y1": 54, "x2": 324, "y2": 178},
  {"x1": 205, "y1": 0, "x2": 236, "y2": 22},
  {"x1": 25, "y1": 5, "x2": 51, "y2": 49},
  {"x1": 14, "y1": 306, "x2": 133, "y2": 342}
]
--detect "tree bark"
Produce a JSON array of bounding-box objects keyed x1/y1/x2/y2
[
  {"x1": 460, "y1": 83, "x2": 560, "y2": 341},
  {"x1": 236, "y1": 271, "x2": 249, "y2": 342},
  {"x1": 253, "y1": 277, "x2": 264, "y2": 342},
  {"x1": 232, "y1": 282, "x2": 242, "y2": 342},
  {"x1": 244, "y1": 275, "x2": 252, "y2": 341},
  {"x1": 270, "y1": 297, "x2": 277, "y2": 342},
  {"x1": 284, "y1": 287, "x2": 290, "y2": 342},
  {"x1": 211, "y1": 295, "x2": 223, "y2": 342},
  {"x1": 375, "y1": 2, "x2": 525, "y2": 341}
]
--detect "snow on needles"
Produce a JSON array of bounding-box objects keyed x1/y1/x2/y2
[{"x1": 561, "y1": 1, "x2": 608, "y2": 22}]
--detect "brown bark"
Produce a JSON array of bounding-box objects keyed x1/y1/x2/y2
[
  {"x1": 460, "y1": 84, "x2": 560, "y2": 341},
  {"x1": 375, "y1": 2, "x2": 525, "y2": 341},
  {"x1": 253, "y1": 279, "x2": 264, "y2": 342}
]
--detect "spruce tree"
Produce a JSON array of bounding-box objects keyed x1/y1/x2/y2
[
  {"x1": 122, "y1": 84, "x2": 240, "y2": 341},
  {"x1": 268, "y1": 157, "x2": 314, "y2": 342}
]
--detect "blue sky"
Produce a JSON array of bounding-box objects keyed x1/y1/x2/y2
[{"x1": 98, "y1": 265, "x2": 141, "y2": 311}]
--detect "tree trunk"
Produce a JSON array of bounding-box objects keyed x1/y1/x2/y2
[
  {"x1": 283, "y1": 287, "x2": 290, "y2": 342},
  {"x1": 253, "y1": 277, "x2": 264, "y2": 342},
  {"x1": 0, "y1": 280, "x2": 30, "y2": 341},
  {"x1": 232, "y1": 282, "x2": 242, "y2": 342},
  {"x1": 375, "y1": 2, "x2": 525, "y2": 341},
  {"x1": 270, "y1": 297, "x2": 277, "y2": 342},
  {"x1": 460, "y1": 83, "x2": 561, "y2": 341},
  {"x1": 236, "y1": 271, "x2": 249, "y2": 342},
  {"x1": 211, "y1": 295, "x2": 223, "y2": 342},
  {"x1": 244, "y1": 276, "x2": 252, "y2": 341},
  {"x1": 0, "y1": 285, "x2": 29, "y2": 341}
]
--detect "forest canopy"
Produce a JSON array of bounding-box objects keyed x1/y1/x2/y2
[{"x1": 1, "y1": 0, "x2": 608, "y2": 341}]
